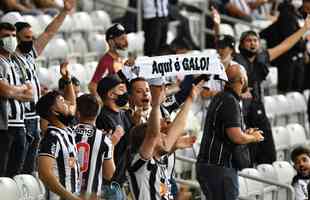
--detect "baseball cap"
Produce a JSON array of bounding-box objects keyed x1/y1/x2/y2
[
  {"x1": 105, "y1": 23, "x2": 126, "y2": 41},
  {"x1": 217, "y1": 34, "x2": 236, "y2": 49},
  {"x1": 97, "y1": 75, "x2": 124, "y2": 97}
]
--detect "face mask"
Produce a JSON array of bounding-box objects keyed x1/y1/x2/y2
[
  {"x1": 0, "y1": 36, "x2": 17, "y2": 53},
  {"x1": 239, "y1": 47, "x2": 257, "y2": 58},
  {"x1": 115, "y1": 92, "x2": 129, "y2": 107},
  {"x1": 55, "y1": 112, "x2": 75, "y2": 126},
  {"x1": 18, "y1": 40, "x2": 33, "y2": 54},
  {"x1": 115, "y1": 48, "x2": 128, "y2": 58}
]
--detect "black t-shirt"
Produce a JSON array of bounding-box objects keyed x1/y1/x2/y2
[
  {"x1": 234, "y1": 50, "x2": 270, "y2": 100},
  {"x1": 197, "y1": 89, "x2": 243, "y2": 168},
  {"x1": 96, "y1": 106, "x2": 133, "y2": 185}
]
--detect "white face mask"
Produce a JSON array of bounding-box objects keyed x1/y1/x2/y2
[
  {"x1": 1, "y1": 36, "x2": 17, "y2": 53},
  {"x1": 115, "y1": 48, "x2": 128, "y2": 58}
]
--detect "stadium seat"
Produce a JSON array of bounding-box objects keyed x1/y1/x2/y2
[
  {"x1": 272, "y1": 161, "x2": 296, "y2": 200},
  {"x1": 90, "y1": 10, "x2": 111, "y2": 32},
  {"x1": 47, "y1": 64, "x2": 62, "y2": 89},
  {"x1": 286, "y1": 92, "x2": 307, "y2": 126},
  {"x1": 1, "y1": 11, "x2": 24, "y2": 25},
  {"x1": 286, "y1": 123, "x2": 308, "y2": 149},
  {"x1": 102, "y1": 0, "x2": 129, "y2": 19},
  {"x1": 272, "y1": 95, "x2": 291, "y2": 126},
  {"x1": 240, "y1": 168, "x2": 264, "y2": 199},
  {"x1": 219, "y1": 23, "x2": 235, "y2": 37},
  {"x1": 238, "y1": 176, "x2": 248, "y2": 198},
  {"x1": 36, "y1": 14, "x2": 53, "y2": 32},
  {"x1": 84, "y1": 61, "x2": 98, "y2": 83},
  {"x1": 23, "y1": 15, "x2": 42, "y2": 37},
  {"x1": 13, "y1": 174, "x2": 44, "y2": 200},
  {"x1": 303, "y1": 89, "x2": 310, "y2": 102},
  {"x1": 271, "y1": 126, "x2": 290, "y2": 161},
  {"x1": 0, "y1": 177, "x2": 21, "y2": 200},
  {"x1": 264, "y1": 96, "x2": 277, "y2": 125},
  {"x1": 69, "y1": 63, "x2": 87, "y2": 88},
  {"x1": 42, "y1": 38, "x2": 70, "y2": 62},
  {"x1": 256, "y1": 164, "x2": 279, "y2": 200},
  {"x1": 261, "y1": 67, "x2": 277, "y2": 96},
  {"x1": 127, "y1": 32, "x2": 145, "y2": 56},
  {"x1": 71, "y1": 12, "x2": 93, "y2": 33},
  {"x1": 252, "y1": 20, "x2": 273, "y2": 29},
  {"x1": 87, "y1": 33, "x2": 109, "y2": 57},
  {"x1": 234, "y1": 23, "x2": 251, "y2": 40},
  {"x1": 67, "y1": 33, "x2": 89, "y2": 60},
  {"x1": 59, "y1": 14, "x2": 73, "y2": 34}
]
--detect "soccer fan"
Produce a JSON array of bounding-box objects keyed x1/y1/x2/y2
[
  {"x1": 36, "y1": 62, "x2": 81, "y2": 200},
  {"x1": 74, "y1": 94, "x2": 124, "y2": 200}
]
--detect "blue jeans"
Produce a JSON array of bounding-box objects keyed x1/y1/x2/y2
[
  {"x1": 101, "y1": 182, "x2": 125, "y2": 200},
  {"x1": 196, "y1": 163, "x2": 239, "y2": 200},
  {"x1": 23, "y1": 118, "x2": 41, "y2": 174}
]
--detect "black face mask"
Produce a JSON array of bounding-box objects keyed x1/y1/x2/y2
[
  {"x1": 115, "y1": 93, "x2": 129, "y2": 107},
  {"x1": 18, "y1": 40, "x2": 33, "y2": 54},
  {"x1": 239, "y1": 47, "x2": 257, "y2": 58}
]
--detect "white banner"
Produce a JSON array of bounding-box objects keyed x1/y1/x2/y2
[{"x1": 130, "y1": 52, "x2": 227, "y2": 81}]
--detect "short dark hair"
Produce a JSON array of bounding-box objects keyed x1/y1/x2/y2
[
  {"x1": 15, "y1": 22, "x2": 31, "y2": 33},
  {"x1": 76, "y1": 94, "x2": 100, "y2": 118},
  {"x1": 240, "y1": 30, "x2": 259, "y2": 44},
  {"x1": 0, "y1": 22, "x2": 16, "y2": 32},
  {"x1": 291, "y1": 146, "x2": 310, "y2": 163},
  {"x1": 128, "y1": 77, "x2": 147, "y2": 94},
  {"x1": 36, "y1": 90, "x2": 61, "y2": 120}
]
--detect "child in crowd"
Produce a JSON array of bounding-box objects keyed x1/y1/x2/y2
[{"x1": 291, "y1": 146, "x2": 310, "y2": 200}]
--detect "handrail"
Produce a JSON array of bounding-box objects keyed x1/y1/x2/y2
[{"x1": 176, "y1": 155, "x2": 295, "y2": 200}]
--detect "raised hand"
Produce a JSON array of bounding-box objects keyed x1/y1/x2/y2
[
  {"x1": 211, "y1": 7, "x2": 221, "y2": 26},
  {"x1": 60, "y1": 61, "x2": 70, "y2": 79},
  {"x1": 63, "y1": 0, "x2": 75, "y2": 13},
  {"x1": 175, "y1": 135, "x2": 197, "y2": 149},
  {"x1": 189, "y1": 80, "x2": 205, "y2": 101},
  {"x1": 150, "y1": 85, "x2": 166, "y2": 106},
  {"x1": 111, "y1": 126, "x2": 125, "y2": 145}
]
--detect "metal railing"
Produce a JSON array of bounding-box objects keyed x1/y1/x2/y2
[{"x1": 175, "y1": 155, "x2": 295, "y2": 200}]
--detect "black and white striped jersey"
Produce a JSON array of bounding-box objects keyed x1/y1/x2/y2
[
  {"x1": 127, "y1": 154, "x2": 173, "y2": 200},
  {"x1": 0, "y1": 55, "x2": 28, "y2": 127},
  {"x1": 39, "y1": 126, "x2": 80, "y2": 200},
  {"x1": 73, "y1": 123, "x2": 113, "y2": 196},
  {"x1": 19, "y1": 49, "x2": 40, "y2": 120}
]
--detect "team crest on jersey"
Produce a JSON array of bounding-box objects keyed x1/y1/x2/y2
[{"x1": 50, "y1": 143, "x2": 57, "y2": 156}]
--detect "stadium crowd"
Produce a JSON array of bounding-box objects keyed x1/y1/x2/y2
[{"x1": 2, "y1": 0, "x2": 310, "y2": 200}]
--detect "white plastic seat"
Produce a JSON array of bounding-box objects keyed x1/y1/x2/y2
[
  {"x1": 234, "y1": 23, "x2": 251, "y2": 40},
  {"x1": 102, "y1": 0, "x2": 129, "y2": 19},
  {"x1": 0, "y1": 177, "x2": 21, "y2": 200},
  {"x1": 59, "y1": 14, "x2": 73, "y2": 34},
  {"x1": 219, "y1": 23, "x2": 235, "y2": 37},
  {"x1": 71, "y1": 12, "x2": 93, "y2": 33},
  {"x1": 256, "y1": 164, "x2": 279, "y2": 200},
  {"x1": 127, "y1": 32, "x2": 145, "y2": 56},
  {"x1": 273, "y1": 95, "x2": 291, "y2": 126},
  {"x1": 87, "y1": 33, "x2": 109, "y2": 57},
  {"x1": 90, "y1": 10, "x2": 111, "y2": 32},
  {"x1": 264, "y1": 96, "x2": 277, "y2": 124},
  {"x1": 69, "y1": 63, "x2": 87, "y2": 88},
  {"x1": 23, "y1": 15, "x2": 42, "y2": 37},
  {"x1": 286, "y1": 123, "x2": 308, "y2": 148},
  {"x1": 286, "y1": 92, "x2": 307, "y2": 125},
  {"x1": 240, "y1": 168, "x2": 264, "y2": 199},
  {"x1": 1, "y1": 11, "x2": 24, "y2": 25},
  {"x1": 13, "y1": 174, "x2": 44, "y2": 200},
  {"x1": 272, "y1": 161, "x2": 296, "y2": 200},
  {"x1": 42, "y1": 38, "x2": 70, "y2": 61},
  {"x1": 272, "y1": 126, "x2": 290, "y2": 161},
  {"x1": 238, "y1": 176, "x2": 248, "y2": 198},
  {"x1": 47, "y1": 64, "x2": 62, "y2": 90},
  {"x1": 36, "y1": 14, "x2": 52, "y2": 32},
  {"x1": 67, "y1": 33, "x2": 89, "y2": 56}
]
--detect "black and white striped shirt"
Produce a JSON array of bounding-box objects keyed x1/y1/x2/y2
[
  {"x1": 19, "y1": 48, "x2": 41, "y2": 120},
  {"x1": 73, "y1": 123, "x2": 113, "y2": 196},
  {"x1": 39, "y1": 126, "x2": 80, "y2": 200},
  {"x1": 143, "y1": 0, "x2": 169, "y2": 19},
  {"x1": 127, "y1": 154, "x2": 173, "y2": 200},
  {"x1": 0, "y1": 55, "x2": 27, "y2": 127}
]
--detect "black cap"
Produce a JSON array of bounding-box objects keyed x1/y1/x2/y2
[
  {"x1": 105, "y1": 23, "x2": 126, "y2": 41},
  {"x1": 217, "y1": 34, "x2": 235, "y2": 49},
  {"x1": 240, "y1": 30, "x2": 259, "y2": 43},
  {"x1": 97, "y1": 75, "x2": 123, "y2": 97}
]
